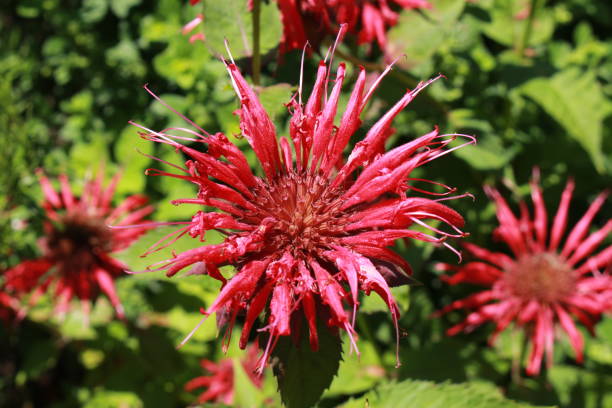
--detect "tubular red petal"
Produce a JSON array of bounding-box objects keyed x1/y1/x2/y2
[
  {"x1": 311, "y1": 63, "x2": 346, "y2": 169},
  {"x1": 225, "y1": 63, "x2": 281, "y2": 179},
  {"x1": 441, "y1": 262, "x2": 503, "y2": 286},
  {"x1": 562, "y1": 191, "x2": 608, "y2": 257},
  {"x1": 567, "y1": 220, "x2": 612, "y2": 266},
  {"x1": 530, "y1": 169, "x2": 548, "y2": 249},
  {"x1": 95, "y1": 268, "x2": 124, "y2": 318},
  {"x1": 549, "y1": 178, "x2": 575, "y2": 251},
  {"x1": 554, "y1": 304, "x2": 584, "y2": 363},
  {"x1": 321, "y1": 66, "x2": 366, "y2": 175}
]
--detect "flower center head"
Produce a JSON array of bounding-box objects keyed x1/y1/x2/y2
[
  {"x1": 47, "y1": 212, "x2": 113, "y2": 260},
  {"x1": 505, "y1": 252, "x2": 576, "y2": 303},
  {"x1": 248, "y1": 170, "x2": 347, "y2": 255}
]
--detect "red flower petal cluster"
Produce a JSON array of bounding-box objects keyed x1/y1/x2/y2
[
  {"x1": 185, "y1": 345, "x2": 262, "y2": 405},
  {"x1": 134, "y1": 42, "x2": 472, "y2": 368},
  {"x1": 277, "y1": 0, "x2": 431, "y2": 54},
  {"x1": 437, "y1": 169, "x2": 612, "y2": 376},
  {"x1": 184, "y1": 0, "x2": 430, "y2": 55},
  {"x1": 3, "y1": 171, "x2": 153, "y2": 319}
]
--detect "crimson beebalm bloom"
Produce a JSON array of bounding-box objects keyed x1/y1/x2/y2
[
  {"x1": 3, "y1": 171, "x2": 153, "y2": 319},
  {"x1": 437, "y1": 169, "x2": 612, "y2": 376},
  {"x1": 133, "y1": 36, "x2": 472, "y2": 368},
  {"x1": 185, "y1": 345, "x2": 262, "y2": 405}
]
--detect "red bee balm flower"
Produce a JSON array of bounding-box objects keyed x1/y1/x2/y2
[
  {"x1": 134, "y1": 47, "x2": 472, "y2": 368},
  {"x1": 185, "y1": 345, "x2": 262, "y2": 405},
  {"x1": 4, "y1": 171, "x2": 153, "y2": 319},
  {"x1": 437, "y1": 170, "x2": 612, "y2": 376}
]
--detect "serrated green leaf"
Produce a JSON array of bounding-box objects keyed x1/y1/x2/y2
[
  {"x1": 341, "y1": 379, "x2": 556, "y2": 408},
  {"x1": 521, "y1": 68, "x2": 611, "y2": 172},
  {"x1": 272, "y1": 321, "x2": 342, "y2": 408}
]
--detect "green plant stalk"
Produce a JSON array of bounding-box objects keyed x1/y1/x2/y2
[
  {"x1": 251, "y1": 0, "x2": 262, "y2": 86},
  {"x1": 518, "y1": 0, "x2": 541, "y2": 58}
]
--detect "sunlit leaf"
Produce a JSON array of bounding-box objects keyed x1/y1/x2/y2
[{"x1": 521, "y1": 68, "x2": 611, "y2": 172}]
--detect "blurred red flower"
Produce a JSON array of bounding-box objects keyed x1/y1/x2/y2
[
  {"x1": 184, "y1": 0, "x2": 431, "y2": 55},
  {"x1": 437, "y1": 169, "x2": 612, "y2": 376},
  {"x1": 134, "y1": 34, "x2": 472, "y2": 368},
  {"x1": 3, "y1": 171, "x2": 153, "y2": 320},
  {"x1": 277, "y1": 0, "x2": 431, "y2": 55},
  {"x1": 185, "y1": 345, "x2": 262, "y2": 405}
]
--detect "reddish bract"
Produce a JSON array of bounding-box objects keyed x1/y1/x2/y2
[
  {"x1": 3, "y1": 171, "x2": 153, "y2": 320},
  {"x1": 437, "y1": 169, "x2": 612, "y2": 376}
]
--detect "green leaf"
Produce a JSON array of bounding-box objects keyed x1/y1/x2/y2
[
  {"x1": 272, "y1": 322, "x2": 342, "y2": 408},
  {"x1": 341, "y1": 379, "x2": 556, "y2": 408},
  {"x1": 114, "y1": 125, "x2": 153, "y2": 195},
  {"x1": 257, "y1": 83, "x2": 293, "y2": 122},
  {"x1": 452, "y1": 135, "x2": 519, "y2": 170},
  {"x1": 110, "y1": 0, "x2": 141, "y2": 18},
  {"x1": 521, "y1": 68, "x2": 612, "y2": 173},
  {"x1": 547, "y1": 364, "x2": 612, "y2": 408},
  {"x1": 82, "y1": 390, "x2": 143, "y2": 408},
  {"x1": 81, "y1": 0, "x2": 109, "y2": 23},
  {"x1": 481, "y1": 0, "x2": 555, "y2": 48},
  {"x1": 323, "y1": 340, "x2": 385, "y2": 398},
  {"x1": 113, "y1": 225, "x2": 223, "y2": 273},
  {"x1": 201, "y1": 0, "x2": 282, "y2": 59},
  {"x1": 387, "y1": 0, "x2": 467, "y2": 68}
]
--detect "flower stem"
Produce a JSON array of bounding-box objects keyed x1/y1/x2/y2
[
  {"x1": 251, "y1": 0, "x2": 262, "y2": 86},
  {"x1": 518, "y1": 0, "x2": 541, "y2": 58}
]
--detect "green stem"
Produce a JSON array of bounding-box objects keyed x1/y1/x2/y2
[
  {"x1": 518, "y1": 0, "x2": 541, "y2": 58},
  {"x1": 251, "y1": 0, "x2": 261, "y2": 86}
]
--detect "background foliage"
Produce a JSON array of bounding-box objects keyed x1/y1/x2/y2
[{"x1": 1, "y1": 0, "x2": 610, "y2": 407}]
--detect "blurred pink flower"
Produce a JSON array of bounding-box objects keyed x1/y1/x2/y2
[
  {"x1": 134, "y1": 35, "x2": 472, "y2": 368},
  {"x1": 4, "y1": 171, "x2": 153, "y2": 319},
  {"x1": 185, "y1": 345, "x2": 262, "y2": 405},
  {"x1": 437, "y1": 169, "x2": 612, "y2": 376}
]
